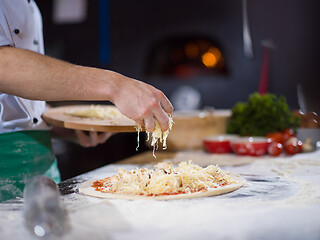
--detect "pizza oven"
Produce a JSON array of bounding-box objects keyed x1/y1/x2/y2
[
  {"x1": 145, "y1": 36, "x2": 227, "y2": 78},
  {"x1": 40, "y1": 0, "x2": 319, "y2": 111},
  {"x1": 103, "y1": 0, "x2": 319, "y2": 112}
]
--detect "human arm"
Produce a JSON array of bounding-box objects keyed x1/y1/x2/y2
[{"x1": 0, "y1": 46, "x2": 173, "y2": 131}]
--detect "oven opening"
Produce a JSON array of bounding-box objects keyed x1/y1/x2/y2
[{"x1": 145, "y1": 36, "x2": 228, "y2": 79}]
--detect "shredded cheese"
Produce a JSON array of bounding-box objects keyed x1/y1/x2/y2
[
  {"x1": 94, "y1": 161, "x2": 240, "y2": 196},
  {"x1": 66, "y1": 105, "x2": 121, "y2": 119},
  {"x1": 135, "y1": 114, "x2": 174, "y2": 158}
]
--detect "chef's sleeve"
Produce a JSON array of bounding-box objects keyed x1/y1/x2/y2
[{"x1": 0, "y1": 8, "x2": 13, "y2": 47}]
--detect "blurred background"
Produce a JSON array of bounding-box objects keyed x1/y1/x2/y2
[{"x1": 36, "y1": 0, "x2": 320, "y2": 180}]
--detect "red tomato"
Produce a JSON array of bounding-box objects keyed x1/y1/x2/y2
[
  {"x1": 268, "y1": 142, "x2": 283, "y2": 156},
  {"x1": 285, "y1": 137, "x2": 303, "y2": 155},
  {"x1": 266, "y1": 132, "x2": 285, "y2": 144},
  {"x1": 282, "y1": 128, "x2": 295, "y2": 143}
]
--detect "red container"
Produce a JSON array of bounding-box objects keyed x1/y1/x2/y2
[
  {"x1": 230, "y1": 137, "x2": 270, "y2": 156},
  {"x1": 203, "y1": 135, "x2": 238, "y2": 153}
]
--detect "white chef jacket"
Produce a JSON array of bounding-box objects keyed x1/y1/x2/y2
[{"x1": 0, "y1": 0, "x2": 50, "y2": 133}]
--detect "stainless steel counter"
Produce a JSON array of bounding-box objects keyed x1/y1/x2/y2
[{"x1": 1, "y1": 149, "x2": 320, "y2": 240}]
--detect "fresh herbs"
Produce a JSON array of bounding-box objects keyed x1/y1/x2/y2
[{"x1": 226, "y1": 92, "x2": 300, "y2": 136}]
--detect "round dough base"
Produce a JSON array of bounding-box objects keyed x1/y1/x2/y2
[{"x1": 78, "y1": 173, "x2": 245, "y2": 200}]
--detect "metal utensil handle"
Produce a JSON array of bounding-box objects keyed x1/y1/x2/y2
[{"x1": 242, "y1": 0, "x2": 254, "y2": 58}]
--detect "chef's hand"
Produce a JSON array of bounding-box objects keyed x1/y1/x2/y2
[
  {"x1": 51, "y1": 126, "x2": 113, "y2": 147},
  {"x1": 74, "y1": 130, "x2": 113, "y2": 148},
  {"x1": 110, "y1": 73, "x2": 173, "y2": 132}
]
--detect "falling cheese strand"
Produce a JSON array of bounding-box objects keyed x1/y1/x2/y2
[
  {"x1": 135, "y1": 125, "x2": 142, "y2": 151},
  {"x1": 148, "y1": 114, "x2": 174, "y2": 150}
]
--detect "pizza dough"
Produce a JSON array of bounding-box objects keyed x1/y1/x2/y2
[{"x1": 78, "y1": 162, "x2": 246, "y2": 200}]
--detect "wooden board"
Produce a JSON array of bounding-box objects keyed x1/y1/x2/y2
[{"x1": 42, "y1": 105, "x2": 139, "y2": 132}]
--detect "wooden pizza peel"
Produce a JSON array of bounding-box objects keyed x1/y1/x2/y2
[{"x1": 42, "y1": 105, "x2": 139, "y2": 132}]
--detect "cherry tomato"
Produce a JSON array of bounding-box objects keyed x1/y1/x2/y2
[
  {"x1": 268, "y1": 142, "x2": 283, "y2": 156},
  {"x1": 266, "y1": 132, "x2": 285, "y2": 145},
  {"x1": 282, "y1": 128, "x2": 295, "y2": 143},
  {"x1": 285, "y1": 137, "x2": 303, "y2": 155}
]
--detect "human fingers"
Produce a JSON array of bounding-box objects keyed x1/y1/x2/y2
[
  {"x1": 96, "y1": 132, "x2": 113, "y2": 144},
  {"x1": 134, "y1": 118, "x2": 145, "y2": 130},
  {"x1": 89, "y1": 131, "x2": 99, "y2": 147},
  {"x1": 76, "y1": 131, "x2": 113, "y2": 147},
  {"x1": 75, "y1": 130, "x2": 105, "y2": 147},
  {"x1": 143, "y1": 114, "x2": 156, "y2": 132},
  {"x1": 152, "y1": 106, "x2": 170, "y2": 132},
  {"x1": 75, "y1": 130, "x2": 91, "y2": 147},
  {"x1": 160, "y1": 93, "x2": 174, "y2": 115},
  {"x1": 88, "y1": 131, "x2": 114, "y2": 147}
]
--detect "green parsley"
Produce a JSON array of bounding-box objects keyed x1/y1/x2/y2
[{"x1": 226, "y1": 92, "x2": 300, "y2": 136}]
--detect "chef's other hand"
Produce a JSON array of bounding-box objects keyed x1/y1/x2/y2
[
  {"x1": 111, "y1": 73, "x2": 174, "y2": 133},
  {"x1": 75, "y1": 130, "x2": 113, "y2": 148}
]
